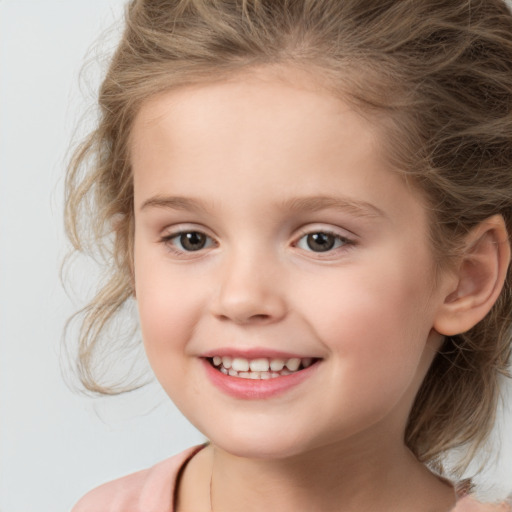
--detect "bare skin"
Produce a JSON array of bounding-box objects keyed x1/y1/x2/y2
[{"x1": 176, "y1": 442, "x2": 456, "y2": 512}]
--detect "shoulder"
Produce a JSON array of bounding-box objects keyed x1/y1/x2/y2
[
  {"x1": 71, "y1": 466, "x2": 156, "y2": 512},
  {"x1": 452, "y1": 495, "x2": 512, "y2": 512},
  {"x1": 71, "y1": 445, "x2": 205, "y2": 512}
]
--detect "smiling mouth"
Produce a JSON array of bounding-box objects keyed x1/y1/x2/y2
[{"x1": 207, "y1": 356, "x2": 319, "y2": 380}]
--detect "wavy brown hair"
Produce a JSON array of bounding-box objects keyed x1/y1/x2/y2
[{"x1": 65, "y1": 0, "x2": 512, "y2": 478}]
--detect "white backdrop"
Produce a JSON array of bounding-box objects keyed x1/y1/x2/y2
[{"x1": 0, "y1": 2, "x2": 511, "y2": 512}]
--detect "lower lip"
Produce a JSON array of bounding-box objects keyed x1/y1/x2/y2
[{"x1": 201, "y1": 359, "x2": 320, "y2": 400}]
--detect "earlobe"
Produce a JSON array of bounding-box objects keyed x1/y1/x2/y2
[{"x1": 434, "y1": 215, "x2": 510, "y2": 337}]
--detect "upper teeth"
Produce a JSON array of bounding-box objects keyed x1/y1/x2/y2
[{"x1": 212, "y1": 356, "x2": 314, "y2": 374}]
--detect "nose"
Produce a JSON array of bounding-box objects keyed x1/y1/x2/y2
[{"x1": 210, "y1": 250, "x2": 287, "y2": 325}]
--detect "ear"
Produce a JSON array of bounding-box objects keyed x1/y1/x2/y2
[{"x1": 434, "y1": 215, "x2": 510, "y2": 336}]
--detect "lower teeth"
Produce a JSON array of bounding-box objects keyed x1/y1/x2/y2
[
  {"x1": 214, "y1": 362, "x2": 296, "y2": 379},
  {"x1": 225, "y1": 370, "x2": 284, "y2": 379}
]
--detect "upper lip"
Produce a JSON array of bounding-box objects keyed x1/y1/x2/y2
[{"x1": 200, "y1": 347, "x2": 321, "y2": 360}]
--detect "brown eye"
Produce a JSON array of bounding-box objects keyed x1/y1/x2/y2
[
  {"x1": 306, "y1": 233, "x2": 335, "y2": 252},
  {"x1": 179, "y1": 232, "x2": 207, "y2": 251},
  {"x1": 166, "y1": 231, "x2": 213, "y2": 252},
  {"x1": 296, "y1": 231, "x2": 350, "y2": 253}
]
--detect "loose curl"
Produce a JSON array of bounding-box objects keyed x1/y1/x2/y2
[{"x1": 65, "y1": 0, "x2": 512, "y2": 479}]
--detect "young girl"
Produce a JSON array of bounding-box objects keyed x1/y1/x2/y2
[{"x1": 66, "y1": 0, "x2": 512, "y2": 510}]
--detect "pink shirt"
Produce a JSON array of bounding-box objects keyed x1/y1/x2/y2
[{"x1": 71, "y1": 446, "x2": 511, "y2": 512}]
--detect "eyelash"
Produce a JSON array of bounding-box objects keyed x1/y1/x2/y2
[{"x1": 159, "y1": 228, "x2": 355, "y2": 256}]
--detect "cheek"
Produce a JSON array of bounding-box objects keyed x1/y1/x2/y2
[
  {"x1": 292, "y1": 258, "x2": 436, "y2": 389},
  {"x1": 134, "y1": 250, "x2": 204, "y2": 363},
  {"x1": 135, "y1": 269, "x2": 206, "y2": 403}
]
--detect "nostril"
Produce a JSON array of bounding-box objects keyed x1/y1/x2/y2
[
  {"x1": 250, "y1": 314, "x2": 271, "y2": 322},
  {"x1": 217, "y1": 312, "x2": 272, "y2": 324}
]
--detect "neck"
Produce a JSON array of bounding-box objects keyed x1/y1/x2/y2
[{"x1": 178, "y1": 435, "x2": 456, "y2": 512}]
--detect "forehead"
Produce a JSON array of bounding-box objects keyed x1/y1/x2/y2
[
  {"x1": 131, "y1": 69, "x2": 374, "y2": 180},
  {"x1": 130, "y1": 66, "x2": 382, "y2": 159},
  {"x1": 129, "y1": 68, "x2": 427, "y2": 229},
  {"x1": 131, "y1": 68, "x2": 363, "y2": 147}
]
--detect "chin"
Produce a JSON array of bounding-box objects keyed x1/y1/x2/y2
[
  {"x1": 213, "y1": 438, "x2": 307, "y2": 460},
  {"x1": 204, "y1": 422, "x2": 321, "y2": 460}
]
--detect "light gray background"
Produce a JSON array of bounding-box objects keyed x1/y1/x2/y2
[
  {"x1": 0, "y1": 2, "x2": 511, "y2": 512},
  {"x1": 0, "y1": 3, "x2": 204, "y2": 512}
]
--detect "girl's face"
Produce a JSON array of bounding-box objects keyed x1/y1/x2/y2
[{"x1": 131, "y1": 69, "x2": 448, "y2": 459}]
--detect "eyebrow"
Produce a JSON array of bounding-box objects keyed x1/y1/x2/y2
[
  {"x1": 139, "y1": 194, "x2": 386, "y2": 219},
  {"x1": 140, "y1": 196, "x2": 211, "y2": 213},
  {"x1": 280, "y1": 196, "x2": 386, "y2": 219}
]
